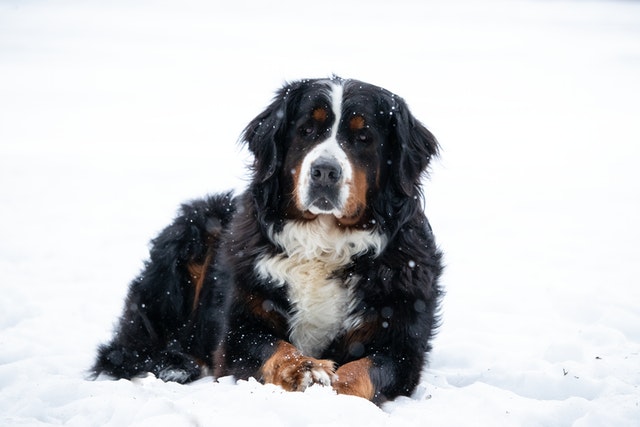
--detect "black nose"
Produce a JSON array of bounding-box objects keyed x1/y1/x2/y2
[{"x1": 310, "y1": 159, "x2": 342, "y2": 186}]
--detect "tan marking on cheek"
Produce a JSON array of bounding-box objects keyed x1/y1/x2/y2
[
  {"x1": 312, "y1": 108, "x2": 328, "y2": 122},
  {"x1": 349, "y1": 115, "x2": 366, "y2": 130},
  {"x1": 340, "y1": 167, "x2": 368, "y2": 225},
  {"x1": 333, "y1": 358, "x2": 375, "y2": 400}
]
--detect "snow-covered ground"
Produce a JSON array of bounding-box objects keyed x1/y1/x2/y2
[{"x1": 1, "y1": 0, "x2": 639, "y2": 425}]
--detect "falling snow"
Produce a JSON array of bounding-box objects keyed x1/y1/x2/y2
[{"x1": 1, "y1": 0, "x2": 640, "y2": 426}]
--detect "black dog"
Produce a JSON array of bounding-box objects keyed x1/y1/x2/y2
[{"x1": 93, "y1": 77, "x2": 443, "y2": 404}]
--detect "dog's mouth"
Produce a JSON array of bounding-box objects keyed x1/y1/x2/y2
[
  {"x1": 295, "y1": 179, "x2": 348, "y2": 221},
  {"x1": 309, "y1": 196, "x2": 337, "y2": 212},
  {"x1": 297, "y1": 191, "x2": 368, "y2": 228},
  {"x1": 304, "y1": 196, "x2": 342, "y2": 218},
  {"x1": 301, "y1": 191, "x2": 366, "y2": 226}
]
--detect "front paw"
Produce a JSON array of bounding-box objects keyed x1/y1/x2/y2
[
  {"x1": 261, "y1": 342, "x2": 336, "y2": 391},
  {"x1": 152, "y1": 350, "x2": 202, "y2": 384}
]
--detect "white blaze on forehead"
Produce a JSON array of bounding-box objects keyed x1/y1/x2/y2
[
  {"x1": 328, "y1": 82, "x2": 343, "y2": 140},
  {"x1": 297, "y1": 82, "x2": 353, "y2": 216}
]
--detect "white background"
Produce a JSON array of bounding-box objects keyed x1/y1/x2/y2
[{"x1": 1, "y1": 0, "x2": 639, "y2": 425}]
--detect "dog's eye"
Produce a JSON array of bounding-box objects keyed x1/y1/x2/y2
[
  {"x1": 302, "y1": 126, "x2": 314, "y2": 135},
  {"x1": 299, "y1": 125, "x2": 316, "y2": 139},
  {"x1": 353, "y1": 130, "x2": 371, "y2": 144}
]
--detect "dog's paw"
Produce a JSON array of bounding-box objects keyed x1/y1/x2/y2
[
  {"x1": 291, "y1": 357, "x2": 336, "y2": 390},
  {"x1": 158, "y1": 367, "x2": 196, "y2": 383},
  {"x1": 261, "y1": 342, "x2": 336, "y2": 392},
  {"x1": 152, "y1": 350, "x2": 202, "y2": 384},
  {"x1": 332, "y1": 358, "x2": 375, "y2": 400}
]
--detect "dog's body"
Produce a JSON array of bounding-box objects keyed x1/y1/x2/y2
[{"x1": 93, "y1": 77, "x2": 443, "y2": 404}]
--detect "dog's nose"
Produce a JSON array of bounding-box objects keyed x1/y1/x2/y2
[{"x1": 310, "y1": 159, "x2": 342, "y2": 186}]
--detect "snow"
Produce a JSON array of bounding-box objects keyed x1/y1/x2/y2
[{"x1": 1, "y1": 0, "x2": 639, "y2": 425}]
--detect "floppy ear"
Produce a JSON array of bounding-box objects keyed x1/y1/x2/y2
[
  {"x1": 241, "y1": 83, "x2": 297, "y2": 183},
  {"x1": 391, "y1": 98, "x2": 440, "y2": 196}
]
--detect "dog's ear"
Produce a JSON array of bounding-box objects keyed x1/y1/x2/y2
[
  {"x1": 390, "y1": 97, "x2": 439, "y2": 196},
  {"x1": 241, "y1": 82, "x2": 300, "y2": 183}
]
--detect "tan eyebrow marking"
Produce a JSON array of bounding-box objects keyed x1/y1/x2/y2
[
  {"x1": 312, "y1": 108, "x2": 328, "y2": 122},
  {"x1": 349, "y1": 115, "x2": 366, "y2": 130}
]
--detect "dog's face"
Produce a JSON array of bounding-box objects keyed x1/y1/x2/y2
[
  {"x1": 243, "y1": 77, "x2": 438, "y2": 228},
  {"x1": 283, "y1": 81, "x2": 390, "y2": 226}
]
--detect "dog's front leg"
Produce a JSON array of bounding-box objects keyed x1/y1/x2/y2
[{"x1": 332, "y1": 358, "x2": 375, "y2": 400}]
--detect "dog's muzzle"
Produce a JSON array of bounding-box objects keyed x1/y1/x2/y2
[{"x1": 307, "y1": 157, "x2": 343, "y2": 212}]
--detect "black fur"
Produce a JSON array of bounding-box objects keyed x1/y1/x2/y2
[{"x1": 93, "y1": 77, "x2": 443, "y2": 404}]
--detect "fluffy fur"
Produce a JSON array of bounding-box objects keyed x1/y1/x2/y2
[{"x1": 93, "y1": 76, "x2": 444, "y2": 404}]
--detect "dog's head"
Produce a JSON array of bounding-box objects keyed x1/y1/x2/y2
[{"x1": 242, "y1": 77, "x2": 438, "y2": 229}]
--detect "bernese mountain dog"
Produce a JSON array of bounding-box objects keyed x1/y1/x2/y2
[{"x1": 93, "y1": 76, "x2": 444, "y2": 405}]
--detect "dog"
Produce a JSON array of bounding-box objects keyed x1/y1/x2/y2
[{"x1": 92, "y1": 76, "x2": 443, "y2": 405}]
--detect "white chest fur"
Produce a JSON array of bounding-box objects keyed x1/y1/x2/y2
[{"x1": 255, "y1": 216, "x2": 385, "y2": 357}]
